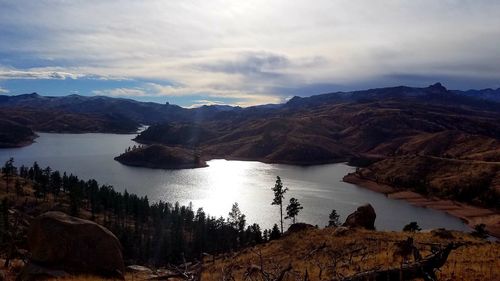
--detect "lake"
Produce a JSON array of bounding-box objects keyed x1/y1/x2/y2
[{"x1": 0, "y1": 132, "x2": 470, "y2": 232}]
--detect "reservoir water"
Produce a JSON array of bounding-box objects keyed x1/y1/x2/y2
[{"x1": 0, "y1": 132, "x2": 470, "y2": 231}]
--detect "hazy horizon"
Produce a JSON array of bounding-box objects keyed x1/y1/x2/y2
[{"x1": 4, "y1": 81, "x2": 497, "y2": 109}]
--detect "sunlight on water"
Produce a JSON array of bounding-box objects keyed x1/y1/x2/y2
[{"x1": 0, "y1": 132, "x2": 471, "y2": 232}]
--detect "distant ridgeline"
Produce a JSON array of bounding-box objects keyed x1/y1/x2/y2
[
  {"x1": 0, "y1": 159, "x2": 280, "y2": 265},
  {"x1": 0, "y1": 83, "x2": 499, "y2": 149}
]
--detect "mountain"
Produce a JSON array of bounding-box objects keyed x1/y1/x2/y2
[
  {"x1": 453, "y1": 88, "x2": 500, "y2": 103},
  {"x1": 0, "y1": 107, "x2": 140, "y2": 147},
  {"x1": 0, "y1": 93, "x2": 190, "y2": 124},
  {"x1": 285, "y1": 83, "x2": 500, "y2": 112},
  {"x1": 2, "y1": 83, "x2": 500, "y2": 149},
  {"x1": 132, "y1": 83, "x2": 500, "y2": 165}
]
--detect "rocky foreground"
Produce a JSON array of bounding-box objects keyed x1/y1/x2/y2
[
  {"x1": 1, "y1": 203, "x2": 499, "y2": 281},
  {"x1": 201, "y1": 226, "x2": 499, "y2": 281}
]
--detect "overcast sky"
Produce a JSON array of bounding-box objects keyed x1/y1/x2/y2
[{"x1": 0, "y1": 0, "x2": 499, "y2": 107}]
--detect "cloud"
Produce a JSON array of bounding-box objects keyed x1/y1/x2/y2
[
  {"x1": 0, "y1": 68, "x2": 83, "y2": 80},
  {"x1": 92, "y1": 87, "x2": 148, "y2": 97},
  {"x1": 199, "y1": 52, "x2": 290, "y2": 75},
  {"x1": 186, "y1": 100, "x2": 232, "y2": 108},
  {"x1": 1, "y1": 0, "x2": 500, "y2": 104},
  {"x1": 92, "y1": 82, "x2": 282, "y2": 106}
]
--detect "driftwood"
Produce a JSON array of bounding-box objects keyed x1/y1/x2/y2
[{"x1": 340, "y1": 242, "x2": 461, "y2": 281}]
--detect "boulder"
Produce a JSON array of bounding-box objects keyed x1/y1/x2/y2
[
  {"x1": 25, "y1": 211, "x2": 125, "y2": 278},
  {"x1": 285, "y1": 223, "x2": 314, "y2": 235},
  {"x1": 343, "y1": 204, "x2": 376, "y2": 230}
]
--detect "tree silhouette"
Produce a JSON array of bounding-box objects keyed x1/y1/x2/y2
[
  {"x1": 403, "y1": 221, "x2": 422, "y2": 232},
  {"x1": 2, "y1": 158, "x2": 16, "y2": 192},
  {"x1": 14, "y1": 179, "x2": 22, "y2": 198},
  {"x1": 472, "y1": 223, "x2": 488, "y2": 239},
  {"x1": 271, "y1": 176, "x2": 288, "y2": 233},
  {"x1": 328, "y1": 209, "x2": 341, "y2": 227},
  {"x1": 269, "y1": 223, "x2": 281, "y2": 240},
  {"x1": 228, "y1": 202, "x2": 246, "y2": 246},
  {"x1": 285, "y1": 197, "x2": 303, "y2": 224}
]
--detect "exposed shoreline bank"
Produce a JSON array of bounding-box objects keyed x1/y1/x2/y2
[{"x1": 343, "y1": 173, "x2": 500, "y2": 238}]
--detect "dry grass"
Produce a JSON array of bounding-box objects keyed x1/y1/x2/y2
[{"x1": 201, "y1": 227, "x2": 500, "y2": 281}]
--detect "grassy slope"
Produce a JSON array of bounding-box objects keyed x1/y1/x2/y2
[{"x1": 201, "y1": 227, "x2": 500, "y2": 281}]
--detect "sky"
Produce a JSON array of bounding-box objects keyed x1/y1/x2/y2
[{"x1": 0, "y1": 0, "x2": 499, "y2": 107}]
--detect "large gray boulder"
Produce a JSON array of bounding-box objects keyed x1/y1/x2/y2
[
  {"x1": 343, "y1": 204, "x2": 376, "y2": 230},
  {"x1": 24, "y1": 211, "x2": 125, "y2": 278}
]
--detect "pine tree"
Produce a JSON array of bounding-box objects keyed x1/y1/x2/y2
[
  {"x1": 403, "y1": 221, "x2": 421, "y2": 232},
  {"x1": 285, "y1": 197, "x2": 303, "y2": 224},
  {"x1": 2, "y1": 158, "x2": 16, "y2": 192},
  {"x1": 14, "y1": 179, "x2": 22, "y2": 198},
  {"x1": 328, "y1": 209, "x2": 341, "y2": 227},
  {"x1": 269, "y1": 224, "x2": 281, "y2": 240},
  {"x1": 271, "y1": 176, "x2": 288, "y2": 233}
]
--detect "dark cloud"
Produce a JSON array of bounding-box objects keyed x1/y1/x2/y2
[{"x1": 198, "y1": 52, "x2": 290, "y2": 76}]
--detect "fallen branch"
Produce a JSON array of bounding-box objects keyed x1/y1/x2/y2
[{"x1": 339, "y1": 242, "x2": 461, "y2": 281}]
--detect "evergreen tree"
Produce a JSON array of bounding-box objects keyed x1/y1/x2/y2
[
  {"x1": 32, "y1": 162, "x2": 41, "y2": 182},
  {"x1": 0, "y1": 198, "x2": 8, "y2": 243},
  {"x1": 403, "y1": 221, "x2": 421, "y2": 232},
  {"x1": 228, "y1": 202, "x2": 246, "y2": 230},
  {"x1": 50, "y1": 171, "x2": 62, "y2": 198},
  {"x1": 472, "y1": 223, "x2": 488, "y2": 239},
  {"x1": 271, "y1": 176, "x2": 288, "y2": 233},
  {"x1": 14, "y1": 179, "x2": 22, "y2": 198},
  {"x1": 69, "y1": 184, "x2": 83, "y2": 216},
  {"x1": 285, "y1": 197, "x2": 303, "y2": 224},
  {"x1": 227, "y1": 202, "x2": 246, "y2": 247},
  {"x1": 33, "y1": 182, "x2": 43, "y2": 201},
  {"x1": 269, "y1": 223, "x2": 281, "y2": 240},
  {"x1": 2, "y1": 158, "x2": 16, "y2": 192},
  {"x1": 328, "y1": 209, "x2": 341, "y2": 227},
  {"x1": 262, "y1": 229, "x2": 269, "y2": 242}
]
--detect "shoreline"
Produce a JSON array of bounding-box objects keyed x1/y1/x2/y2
[{"x1": 343, "y1": 173, "x2": 500, "y2": 238}]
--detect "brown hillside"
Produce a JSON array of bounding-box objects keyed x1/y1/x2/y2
[
  {"x1": 354, "y1": 155, "x2": 500, "y2": 208},
  {"x1": 201, "y1": 227, "x2": 500, "y2": 281},
  {"x1": 135, "y1": 100, "x2": 500, "y2": 166}
]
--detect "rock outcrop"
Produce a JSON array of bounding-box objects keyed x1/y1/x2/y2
[
  {"x1": 343, "y1": 204, "x2": 376, "y2": 230},
  {"x1": 22, "y1": 212, "x2": 125, "y2": 279},
  {"x1": 285, "y1": 223, "x2": 314, "y2": 235}
]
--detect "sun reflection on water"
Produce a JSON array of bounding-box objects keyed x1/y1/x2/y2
[{"x1": 199, "y1": 159, "x2": 256, "y2": 217}]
